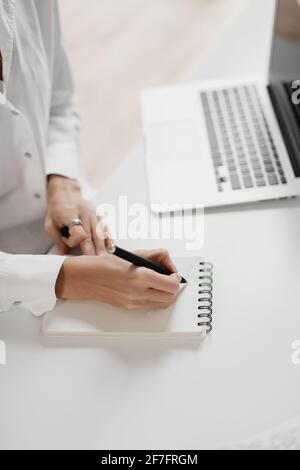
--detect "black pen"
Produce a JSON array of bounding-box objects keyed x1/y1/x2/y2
[{"x1": 108, "y1": 244, "x2": 187, "y2": 284}]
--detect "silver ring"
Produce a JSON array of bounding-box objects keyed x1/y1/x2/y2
[
  {"x1": 60, "y1": 219, "x2": 83, "y2": 238},
  {"x1": 67, "y1": 219, "x2": 83, "y2": 230}
]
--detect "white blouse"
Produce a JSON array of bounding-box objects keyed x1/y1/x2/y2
[{"x1": 0, "y1": 0, "x2": 81, "y2": 315}]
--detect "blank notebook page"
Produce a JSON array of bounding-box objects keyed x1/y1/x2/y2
[{"x1": 42, "y1": 257, "x2": 211, "y2": 339}]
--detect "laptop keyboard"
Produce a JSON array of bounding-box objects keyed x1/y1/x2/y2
[{"x1": 201, "y1": 86, "x2": 287, "y2": 192}]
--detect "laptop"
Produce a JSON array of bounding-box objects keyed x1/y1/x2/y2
[{"x1": 141, "y1": 0, "x2": 300, "y2": 212}]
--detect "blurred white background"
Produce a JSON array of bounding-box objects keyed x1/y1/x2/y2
[{"x1": 59, "y1": 0, "x2": 244, "y2": 187}]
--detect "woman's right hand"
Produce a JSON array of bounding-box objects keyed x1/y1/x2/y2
[{"x1": 55, "y1": 250, "x2": 181, "y2": 310}]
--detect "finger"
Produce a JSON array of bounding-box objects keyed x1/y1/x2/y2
[
  {"x1": 136, "y1": 249, "x2": 177, "y2": 273},
  {"x1": 80, "y1": 237, "x2": 95, "y2": 255},
  {"x1": 77, "y1": 220, "x2": 95, "y2": 256},
  {"x1": 130, "y1": 301, "x2": 172, "y2": 311},
  {"x1": 97, "y1": 216, "x2": 114, "y2": 251},
  {"x1": 53, "y1": 205, "x2": 88, "y2": 248},
  {"x1": 149, "y1": 302, "x2": 172, "y2": 310},
  {"x1": 45, "y1": 222, "x2": 70, "y2": 256},
  {"x1": 145, "y1": 289, "x2": 176, "y2": 304},
  {"x1": 65, "y1": 224, "x2": 89, "y2": 249},
  {"x1": 103, "y1": 224, "x2": 114, "y2": 251},
  {"x1": 139, "y1": 269, "x2": 180, "y2": 294},
  {"x1": 158, "y1": 254, "x2": 177, "y2": 273},
  {"x1": 92, "y1": 216, "x2": 107, "y2": 255}
]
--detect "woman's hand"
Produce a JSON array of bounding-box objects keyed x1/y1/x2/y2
[
  {"x1": 45, "y1": 175, "x2": 109, "y2": 256},
  {"x1": 55, "y1": 249, "x2": 181, "y2": 310}
]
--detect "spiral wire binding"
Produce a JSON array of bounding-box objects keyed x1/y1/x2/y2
[{"x1": 198, "y1": 261, "x2": 213, "y2": 333}]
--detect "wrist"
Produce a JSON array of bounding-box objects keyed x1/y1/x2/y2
[
  {"x1": 55, "y1": 257, "x2": 79, "y2": 299},
  {"x1": 47, "y1": 174, "x2": 81, "y2": 199},
  {"x1": 47, "y1": 174, "x2": 80, "y2": 190}
]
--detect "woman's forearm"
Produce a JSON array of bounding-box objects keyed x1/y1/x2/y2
[{"x1": 55, "y1": 257, "x2": 79, "y2": 300}]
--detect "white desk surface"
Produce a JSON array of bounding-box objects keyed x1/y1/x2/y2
[{"x1": 1, "y1": 0, "x2": 300, "y2": 450}]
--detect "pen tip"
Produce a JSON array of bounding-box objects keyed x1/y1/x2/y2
[{"x1": 180, "y1": 277, "x2": 187, "y2": 284}]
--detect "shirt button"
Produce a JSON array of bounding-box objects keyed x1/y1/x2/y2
[
  {"x1": 24, "y1": 152, "x2": 32, "y2": 159},
  {"x1": 34, "y1": 193, "x2": 41, "y2": 199},
  {"x1": 11, "y1": 109, "x2": 20, "y2": 116}
]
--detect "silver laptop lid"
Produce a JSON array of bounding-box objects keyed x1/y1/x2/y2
[{"x1": 268, "y1": 0, "x2": 300, "y2": 178}]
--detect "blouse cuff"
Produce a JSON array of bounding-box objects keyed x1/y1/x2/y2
[{"x1": 0, "y1": 252, "x2": 66, "y2": 316}]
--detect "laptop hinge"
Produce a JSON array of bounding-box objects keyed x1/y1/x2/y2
[{"x1": 268, "y1": 84, "x2": 300, "y2": 178}]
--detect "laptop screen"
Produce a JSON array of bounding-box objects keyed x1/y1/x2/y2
[
  {"x1": 269, "y1": 0, "x2": 300, "y2": 82},
  {"x1": 268, "y1": 0, "x2": 300, "y2": 177}
]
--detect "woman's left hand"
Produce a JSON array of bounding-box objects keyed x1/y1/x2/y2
[{"x1": 45, "y1": 175, "x2": 109, "y2": 256}]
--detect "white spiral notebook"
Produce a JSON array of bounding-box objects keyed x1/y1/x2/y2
[{"x1": 42, "y1": 257, "x2": 213, "y2": 339}]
